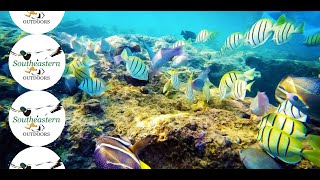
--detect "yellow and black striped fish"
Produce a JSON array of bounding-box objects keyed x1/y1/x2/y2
[
  {"x1": 168, "y1": 70, "x2": 180, "y2": 89},
  {"x1": 273, "y1": 22, "x2": 304, "y2": 45},
  {"x1": 73, "y1": 66, "x2": 91, "y2": 83},
  {"x1": 276, "y1": 99, "x2": 307, "y2": 122},
  {"x1": 244, "y1": 14, "x2": 286, "y2": 48},
  {"x1": 69, "y1": 58, "x2": 86, "y2": 71},
  {"x1": 94, "y1": 135, "x2": 154, "y2": 169},
  {"x1": 218, "y1": 69, "x2": 255, "y2": 99},
  {"x1": 125, "y1": 56, "x2": 149, "y2": 81},
  {"x1": 304, "y1": 34, "x2": 320, "y2": 46},
  {"x1": 172, "y1": 39, "x2": 192, "y2": 48},
  {"x1": 230, "y1": 80, "x2": 254, "y2": 101},
  {"x1": 259, "y1": 113, "x2": 320, "y2": 150},
  {"x1": 120, "y1": 49, "x2": 149, "y2": 81},
  {"x1": 195, "y1": 29, "x2": 215, "y2": 43},
  {"x1": 203, "y1": 80, "x2": 211, "y2": 103},
  {"x1": 185, "y1": 72, "x2": 194, "y2": 103},
  {"x1": 258, "y1": 113, "x2": 308, "y2": 140},
  {"x1": 163, "y1": 78, "x2": 173, "y2": 95},
  {"x1": 78, "y1": 77, "x2": 109, "y2": 97},
  {"x1": 257, "y1": 126, "x2": 320, "y2": 166},
  {"x1": 221, "y1": 32, "x2": 244, "y2": 53}
]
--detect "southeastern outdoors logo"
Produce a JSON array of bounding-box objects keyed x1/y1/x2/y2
[
  {"x1": 8, "y1": 35, "x2": 66, "y2": 91},
  {"x1": 10, "y1": 47, "x2": 63, "y2": 81},
  {"x1": 10, "y1": 102, "x2": 63, "y2": 137},
  {"x1": 8, "y1": 91, "x2": 66, "y2": 147}
]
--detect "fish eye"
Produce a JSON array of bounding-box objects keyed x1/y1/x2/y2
[{"x1": 293, "y1": 95, "x2": 299, "y2": 101}]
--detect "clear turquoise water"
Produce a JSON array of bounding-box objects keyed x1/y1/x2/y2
[{"x1": 1, "y1": 11, "x2": 320, "y2": 59}]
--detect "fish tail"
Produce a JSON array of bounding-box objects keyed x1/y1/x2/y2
[
  {"x1": 306, "y1": 134, "x2": 320, "y2": 151},
  {"x1": 246, "y1": 81, "x2": 255, "y2": 92},
  {"x1": 301, "y1": 149, "x2": 320, "y2": 167},
  {"x1": 273, "y1": 14, "x2": 286, "y2": 28},
  {"x1": 130, "y1": 135, "x2": 157, "y2": 155},
  {"x1": 140, "y1": 160, "x2": 151, "y2": 169},
  {"x1": 243, "y1": 68, "x2": 255, "y2": 81},
  {"x1": 295, "y1": 22, "x2": 305, "y2": 34},
  {"x1": 106, "y1": 84, "x2": 113, "y2": 91}
]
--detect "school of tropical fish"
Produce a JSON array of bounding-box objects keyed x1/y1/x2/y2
[{"x1": 1, "y1": 11, "x2": 320, "y2": 169}]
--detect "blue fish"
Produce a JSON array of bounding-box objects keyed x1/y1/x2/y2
[
  {"x1": 144, "y1": 43, "x2": 155, "y2": 60},
  {"x1": 149, "y1": 46, "x2": 183, "y2": 77},
  {"x1": 78, "y1": 77, "x2": 110, "y2": 97},
  {"x1": 192, "y1": 67, "x2": 211, "y2": 91}
]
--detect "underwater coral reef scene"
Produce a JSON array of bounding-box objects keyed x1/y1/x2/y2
[{"x1": 1, "y1": 11, "x2": 320, "y2": 169}]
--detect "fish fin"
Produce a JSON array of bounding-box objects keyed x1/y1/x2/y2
[
  {"x1": 243, "y1": 68, "x2": 255, "y2": 81},
  {"x1": 246, "y1": 81, "x2": 255, "y2": 92},
  {"x1": 140, "y1": 160, "x2": 151, "y2": 169},
  {"x1": 189, "y1": 71, "x2": 194, "y2": 80},
  {"x1": 243, "y1": 30, "x2": 250, "y2": 45},
  {"x1": 120, "y1": 48, "x2": 129, "y2": 61},
  {"x1": 301, "y1": 149, "x2": 320, "y2": 167},
  {"x1": 105, "y1": 84, "x2": 113, "y2": 91},
  {"x1": 144, "y1": 43, "x2": 155, "y2": 59},
  {"x1": 186, "y1": 38, "x2": 192, "y2": 44},
  {"x1": 273, "y1": 14, "x2": 286, "y2": 27},
  {"x1": 306, "y1": 134, "x2": 320, "y2": 151},
  {"x1": 82, "y1": 56, "x2": 96, "y2": 67},
  {"x1": 163, "y1": 79, "x2": 172, "y2": 94},
  {"x1": 295, "y1": 22, "x2": 304, "y2": 34},
  {"x1": 130, "y1": 135, "x2": 156, "y2": 155},
  {"x1": 277, "y1": 155, "x2": 302, "y2": 165}
]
